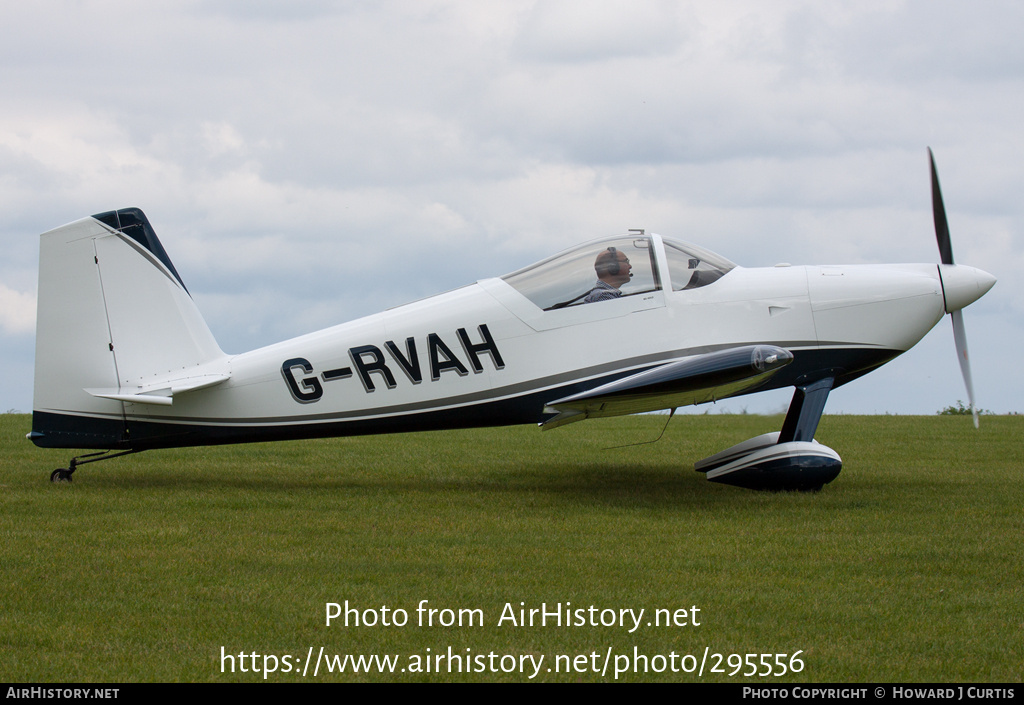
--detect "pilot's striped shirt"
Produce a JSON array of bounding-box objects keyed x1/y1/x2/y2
[{"x1": 582, "y1": 280, "x2": 622, "y2": 303}]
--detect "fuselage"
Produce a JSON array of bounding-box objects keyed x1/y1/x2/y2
[{"x1": 99, "y1": 235, "x2": 959, "y2": 450}]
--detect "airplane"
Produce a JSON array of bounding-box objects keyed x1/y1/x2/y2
[{"x1": 29, "y1": 150, "x2": 996, "y2": 490}]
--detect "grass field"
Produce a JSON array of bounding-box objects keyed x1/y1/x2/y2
[{"x1": 1, "y1": 413, "x2": 1021, "y2": 682}]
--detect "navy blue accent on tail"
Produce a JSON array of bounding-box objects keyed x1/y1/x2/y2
[
  {"x1": 91, "y1": 208, "x2": 188, "y2": 292},
  {"x1": 30, "y1": 411, "x2": 128, "y2": 449}
]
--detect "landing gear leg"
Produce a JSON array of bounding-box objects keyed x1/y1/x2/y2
[
  {"x1": 698, "y1": 377, "x2": 843, "y2": 491},
  {"x1": 779, "y1": 376, "x2": 835, "y2": 443},
  {"x1": 48, "y1": 449, "x2": 142, "y2": 483}
]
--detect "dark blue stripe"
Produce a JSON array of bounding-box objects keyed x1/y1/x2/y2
[{"x1": 30, "y1": 347, "x2": 901, "y2": 451}]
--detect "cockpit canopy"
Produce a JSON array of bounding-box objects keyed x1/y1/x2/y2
[{"x1": 501, "y1": 234, "x2": 734, "y2": 311}]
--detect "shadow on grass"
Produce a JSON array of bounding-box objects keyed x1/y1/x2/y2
[
  {"x1": 64, "y1": 457, "x2": 788, "y2": 511},
  {"x1": 489, "y1": 462, "x2": 732, "y2": 508},
  {"x1": 23, "y1": 414, "x2": 855, "y2": 507}
]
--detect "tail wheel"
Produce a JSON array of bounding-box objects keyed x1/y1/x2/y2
[{"x1": 50, "y1": 468, "x2": 73, "y2": 483}]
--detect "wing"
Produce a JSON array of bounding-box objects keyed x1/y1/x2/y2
[{"x1": 541, "y1": 345, "x2": 793, "y2": 429}]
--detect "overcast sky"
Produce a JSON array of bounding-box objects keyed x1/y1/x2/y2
[{"x1": 2, "y1": 1, "x2": 1021, "y2": 417}]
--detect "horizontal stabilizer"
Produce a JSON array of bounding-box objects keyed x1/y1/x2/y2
[
  {"x1": 85, "y1": 372, "x2": 230, "y2": 406},
  {"x1": 541, "y1": 345, "x2": 792, "y2": 429}
]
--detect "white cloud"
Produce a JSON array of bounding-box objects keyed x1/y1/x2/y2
[
  {"x1": 514, "y1": 0, "x2": 689, "y2": 63},
  {"x1": 0, "y1": 1, "x2": 1021, "y2": 413},
  {"x1": 0, "y1": 284, "x2": 35, "y2": 335}
]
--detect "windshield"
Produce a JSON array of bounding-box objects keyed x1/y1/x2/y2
[
  {"x1": 662, "y1": 238, "x2": 735, "y2": 290},
  {"x1": 502, "y1": 236, "x2": 661, "y2": 310}
]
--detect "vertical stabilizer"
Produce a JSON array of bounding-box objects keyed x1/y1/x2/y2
[{"x1": 31, "y1": 208, "x2": 226, "y2": 448}]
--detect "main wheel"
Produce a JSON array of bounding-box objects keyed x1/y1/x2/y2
[{"x1": 50, "y1": 468, "x2": 72, "y2": 483}]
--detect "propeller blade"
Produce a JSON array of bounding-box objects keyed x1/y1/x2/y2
[
  {"x1": 931, "y1": 149, "x2": 984, "y2": 427},
  {"x1": 950, "y1": 309, "x2": 979, "y2": 428},
  {"x1": 929, "y1": 148, "x2": 955, "y2": 265}
]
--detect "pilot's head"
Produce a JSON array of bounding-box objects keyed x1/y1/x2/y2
[{"x1": 595, "y1": 247, "x2": 632, "y2": 287}]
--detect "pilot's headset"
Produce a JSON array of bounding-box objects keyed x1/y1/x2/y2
[{"x1": 596, "y1": 247, "x2": 621, "y2": 276}]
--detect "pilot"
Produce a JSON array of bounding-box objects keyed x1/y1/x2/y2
[{"x1": 583, "y1": 246, "x2": 633, "y2": 303}]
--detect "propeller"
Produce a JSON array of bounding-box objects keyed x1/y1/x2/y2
[{"x1": 928, "y1": 148, "x2": 980, "y2": 427}]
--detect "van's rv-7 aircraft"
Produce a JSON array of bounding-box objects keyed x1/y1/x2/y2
[{"x1": 30, "y1": 151, "x2": 995, "y2": 490}]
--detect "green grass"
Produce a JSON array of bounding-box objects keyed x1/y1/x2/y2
[{"x1": 1, "y1": 413, "x2": 1021, "y2": 682}]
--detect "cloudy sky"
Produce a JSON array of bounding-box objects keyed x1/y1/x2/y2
[{"x1": 2, "y1": 1, "x2": 1021, "y2": 417}]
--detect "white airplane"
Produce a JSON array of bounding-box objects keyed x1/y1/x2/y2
[{"x1": 30, "y1": 151, "x2": 995, "y2": 490}]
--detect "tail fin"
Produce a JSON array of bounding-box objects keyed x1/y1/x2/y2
[{"x1": 31, "y1": 208, "x2": 226, "y2": 449}]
